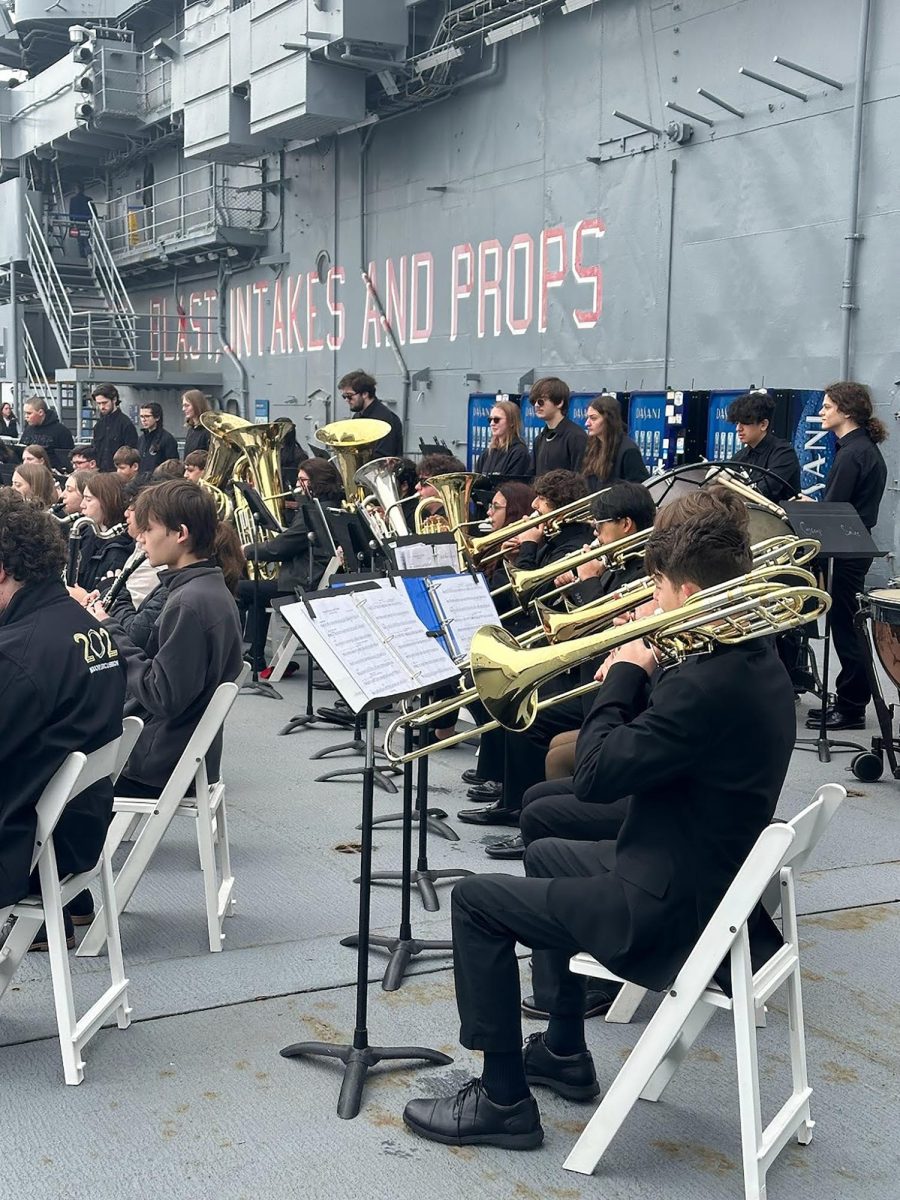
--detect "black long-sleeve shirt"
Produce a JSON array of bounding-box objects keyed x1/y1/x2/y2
[
  {"x1": 732, "y1": 431, "x2": 801, "y2": 503},
  {"x1": 91, "y1": 407, "x2": 139, "y2": 473},
  {"x1": 354, "y1": 397, "x2": 404, "y2": 458},
  {"x1": 476, "y1": 441, "x2": 532, "y2": 481},
  {"x1": 532, "y1": 418, "x2": 588, "y2": 476},
  {"x1": 822, "y1": 426, "x2": 887, "y2": 530}
]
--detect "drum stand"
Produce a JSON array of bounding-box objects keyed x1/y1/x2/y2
[
  {"x1": 280, "y1": 709, "x2": 452, "y2": 1118},
  {"x1": 851, "y1": 606, "x2": 900, "y2": 781}
]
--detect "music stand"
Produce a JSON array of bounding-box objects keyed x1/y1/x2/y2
[
  {"x1": 232, "y1": 480, "x2": 283, "y2": 701},
  {"x1": 783, "y1": 501, "x2": 886, "y2": 763}
]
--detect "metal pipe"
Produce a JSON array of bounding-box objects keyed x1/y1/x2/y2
[
  {"x1": 216, "y1": 257, "x2": 250, "y2": 419},
  {"x1": 840, "y1": 0, "x2": 873, "y2": 378},
  {"x1": 9, "y1": 260, "x2": 19, "y2": 417},
  {"x1": 666, "y1": 100, "x2": 714, "y2": 127},
  {"x1": 739, "y1": 67, "x2": 807, "y2": 102},
  {"x1": 773, "y1": 56, "x2": 843, "y2": 90},
  {"x1": 612, "y1": 109, "x2": 663, "y2": 136},
  {"x1": 697, "y1": 88, "x2": 745, "y2": 118},
  {"x1": 662, "y1": 159, "x2": 677, "y2": 389}
]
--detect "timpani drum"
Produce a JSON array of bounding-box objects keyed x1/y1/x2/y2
[
  {"x1": 850, "y1": 589, "x2": 900, "y2": 781},
  {"x1": 866, "y1": 589, "x2": 900, "y2": 690}
]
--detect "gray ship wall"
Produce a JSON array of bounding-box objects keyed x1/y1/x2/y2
[{"x1": 128, "y1": 0, "x2": 898, "y2": 567}]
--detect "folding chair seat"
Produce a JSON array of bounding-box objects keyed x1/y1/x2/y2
[
  {"x1": 564, "y1": 783, "x2": 845, "y2": 1200},
  {"x1": 0, "y1": 717, "x2": 143, "y2": 1084},
  {"x1": 78, "y1": 674, "x2": 246, "y2": 958}
]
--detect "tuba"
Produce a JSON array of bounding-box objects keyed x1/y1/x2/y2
[
  {"x1": 198, "y1": 411, "x2": 251, "y2": 520},
  {"x1": 214, "y1": 417, "x2": 292, "y2": 581},
  {"x1": 314, "y1": 418, "x2": 392, "y2": 508}
]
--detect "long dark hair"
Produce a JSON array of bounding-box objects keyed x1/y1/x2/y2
[
  {"x1": 582, "y1": 394, "x2": 625, "y2": 483},
  {"x1": 84, "y1": 471, "x2": 127, "y2": 527},
  {"x1": 298, "y1": 457, "x2": 344, "y2": 501},
  {"x1": 213, "y1": 521, "x2": 246, "y2": 594},
  {"x1": 496, "y1": 481, "x2": 535, "y2": 526},
  {"x1": 824, "y1": 381, "x2": 888, "y2": 444}
]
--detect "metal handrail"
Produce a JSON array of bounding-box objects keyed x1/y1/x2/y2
[
  {"x1": 25, "y1": 204, "x2": 73, "y2": 363},
  {"x1": 21, "y1": 323, "x2": 54, "y2": 405},
  {"x1": 89, "y1": 214, "x2": 137, "y2": 367}
]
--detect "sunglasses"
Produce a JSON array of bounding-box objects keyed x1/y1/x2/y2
[
  {"x1": 531, "y1": 397, "x2": 547, "y2": 407},
  {"x1": 488, "y1": 416, "x2": 503, "y2": 424}
]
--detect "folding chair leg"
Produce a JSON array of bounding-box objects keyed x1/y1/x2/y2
[
  {"x1": 640, "y1": 999, "x2": 716, "y2": 1102},
  {"x1": 40, "y1": 866, "x2": 84, "y2": 1086},
  {"x1": 215, "y1": 793, "x2": 236, "y2": 920},
  {"x1": 730, "y1": 929, "x2": 766, "y2": 1200},
  {"x1": 781, "y1": 871, "x2": 814, "y2": 1145},
  {"x1": 98, "y1": 851, "x2": 131, "y2": 1030},
  {"x1": 605, "y1": 982, "x2": 648, "y2": 1024},
  {"x1": 195, "y1": 788, "x2": 225, "y2": 952}
]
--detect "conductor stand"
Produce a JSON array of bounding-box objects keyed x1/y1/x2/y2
[
  {"x1": 280, "y1": 708, "x2": 452, "y2": 1117},
  {"x1": 785, "y1": 501, "x2": 883, "y2": 764},
  {"x1": 233, "y1": 480, "x2": 282, "y2": 701},
  {"x1": 341, "y1": 724, "x2": 454, "y2": 990}
]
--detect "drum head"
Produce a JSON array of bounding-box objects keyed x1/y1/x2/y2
[
  {"x1": 867, "y1": 588, "x2": 900, "y2": 624},
  {"x1": 645, "y1": 466, "x2": 709, "y2": 508},
  {"x1": 747, "y1": 507, "x2": 791, "y2": 545}
]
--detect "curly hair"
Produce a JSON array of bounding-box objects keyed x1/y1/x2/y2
[
  {"x1": 532, "y1": 469, "x2": 589, "y2": 510},
  {"x1": 823, "y1": 381, "x2": 888, "y2": 444},
  {"x1": 0, "y1": 487, "x2": 66, "y2": 583}
]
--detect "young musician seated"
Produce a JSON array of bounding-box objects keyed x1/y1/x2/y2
[
  {"x1": 71, "y1": 472, "x2": 133, "y2": 596},
  {"x1": 89, "y1": 480, "x2": 243, "y2": 798},
  {"x1": 403, "y1": 498, "x2": 796, "y2": 1151},
  {"x1": 237, "y1": 457, "x2": 343, "y2": 675},
  {"x1": 0, "y1": 490, "x2": 126, "y2": 949}
]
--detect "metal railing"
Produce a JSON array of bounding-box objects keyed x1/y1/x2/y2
[
  {"x1": 140, "y1": 50, "x2": 172, "y2": 115},
  {"x1": 90, "y1": 215, "x2": 137, "y2": 367},
  {"x1": 25, "y1": 202, "x2": 74, "y2": 365},
  {"x1": 101, "y1": 163, "x2": 267, "y2": 257},
  {"x1": 21, "y1": 323, "x2": 54, "y2": 406}
]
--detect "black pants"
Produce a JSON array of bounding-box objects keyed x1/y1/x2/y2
[
  {"x1": 520, "y1": 777, "x2": 629, "y2": 846},
  {"x1": 452, "y1": 837, "x2": 612, "y2": 1052},
  {"x1": 236, "y1": 579, "x2": 285, "y2": 670},
  {"x1": 829, "y1": 557, "x2": 872, "y2": 714},
  {"x1": 502, "y1": 690, "x2": 585, "y2": 812}
]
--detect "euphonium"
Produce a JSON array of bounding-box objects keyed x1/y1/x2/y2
[
  {"x1": 199, "y1": 411, "x2": 252, "y2": 520},
  {"x1": 315, "y1": 418, "x2": 392, "y2": 507},
  {"x1": 355, "y1": 456, "x2": 413, "y2": 538},
  {"x1": 216, "y1": 417, "x2": 292, "y2": 581},
  {"x1": 413, "y1": 472, "x2": 479, "y2": 561}
]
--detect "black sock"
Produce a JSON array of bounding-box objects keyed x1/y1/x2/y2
[
  {"x1": 481, "y1": 1050, "x2": 529, "y2": 1106},
  {"x1": 546, "y1": 1015, "x2": 587, "y2": 1056}
]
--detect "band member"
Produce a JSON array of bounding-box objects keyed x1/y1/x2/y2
[
  {"x1": 726, "y1": 391, "x2": 801, "y2": 502},
  {"x1": 71, "y1": 444, "x2": 98, "y2": 472},
  {"x1": 1, "y1": 400, "x2": 18, "y2": 438},
  {"x1": 581, "y1": 393, "x2": 648, "y2": 491},
  {"x1": 530, "y1": 378, "x2": 588, "y2": 475},
  {"x1": 113, "y1": 446, "x2": 142, "y2": 482},
  {"x1": 340, "y1": 370, "x2": 404, "y2": 457},
  {"x1": 0, "y1": 491, "x2": 126, "y2": 944},
  {"x1": 137, "y1": 402, "x2": 179, "y2": 475},
  {"x1": 71, "y1": 473, "x2": 132, "y2": 595},
  {"x1": 238, "y1": 458, "x2": 343, "y2": 674},
  {"x1": 463, "y1": 482, "x2": 657, "y2": 834},
  {"x1": 476, "y1": 400, "x2": 532, "y2": 481},
  {"x1": 56, "y1": 469, "x2": 96, "y2": 519},
  {"x1": 12, "y1": 462, "x2": 57, "y2": 509},
  {"x1": 184, "y1": 450, "x2": 208, "y2": 483},
  {"x1": 90, "y1": 384, "x2": 138, "y2": 473},
  {"x1": 806, "y1": 381, "x2": 888, "y2": 731},
  {"x1": 182, "y1": 390, "x2": 212, "y2": 457},
  {"x1": 415, "y1": 454, "x2": 468, "y2": 529},
  {"x1": 20, "y1": 396, "x2": 74, "y2": 470},
  {"x1": 152, "y1": 459, "x2": 186, "y2": 482},
  {"x1": 403, "y1": 499, "x2": 795, "y2": 1150},
  {"x1": 90, "y1": 480, "x2": 243, "y2": 796},
  {"x1": 21, "y1": 444, "x2": 53, "y2": 470}
]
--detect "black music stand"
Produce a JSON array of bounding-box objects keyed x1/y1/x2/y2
[
  {"x1": 341, "y1": 724, "x2": 454, "y2": 990},
  {"x1": 783, "y1": 501, "x2": 885, "y2": 763},
  {"x1": 232, "y1": 480, "x2": 283, "y2": 701},
  {"x1": 280, "y1": 703, "x2": 453, "y2": 1117}
]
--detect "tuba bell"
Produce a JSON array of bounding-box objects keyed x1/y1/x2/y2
[
  {"x1": 355, "y1": 456, "x2": 414, "y2": 538},
  {"x1": 315, "y1": 418, "x2": 392, "y2": 508},
  {"x1": 198, "y1": 411, "x2": 253, "y2": 521}
]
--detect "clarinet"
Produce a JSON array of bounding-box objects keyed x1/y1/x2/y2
[{"x1": 100, "y1": 550, "x2": 148, "y2": 608}]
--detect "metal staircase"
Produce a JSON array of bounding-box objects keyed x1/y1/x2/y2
[{"x1": 24, "y1": 202, "x2": 137, "y2": 372}]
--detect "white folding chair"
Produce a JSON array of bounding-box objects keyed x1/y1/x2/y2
[
  {"x1": 78, "y1": 676, "x2": 245, "y2": 958},
  {"x1": 0, "y1": 717, "x2": 143, "y2": 1085},
  {"x1": 564, "y1": 783, "x2": 845, "y2": 1200}
]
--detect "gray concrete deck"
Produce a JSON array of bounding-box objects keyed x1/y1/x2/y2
[{"x1": 3, "y1": 665, "x2": 899, "y2": 1200}]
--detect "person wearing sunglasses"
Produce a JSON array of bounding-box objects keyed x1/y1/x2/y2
[
  {"x1": 339, "y1": 370, "x2": 404, "y2": 457},
  {"x1": 476, "y1": 400, "x2": 532, "y2": 482},
  {"x1": 529, "y1": 377, "x2": 588, "y2": 476}
]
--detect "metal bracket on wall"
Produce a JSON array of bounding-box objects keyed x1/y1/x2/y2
[
  {"x1": 518, "y1": 369, "x2": 535, "y2": 393},
  {"x1": 412, "y1": 368, "x2": 432, "y2": 390}
]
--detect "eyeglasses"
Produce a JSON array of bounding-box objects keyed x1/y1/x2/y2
[
  {"x1": 488, "y1": 416, "x2": 503, "y2": 424},
  {"x1": 488, "y1": 501, "x2": 507, "y2": 512},
  {"x1": 341, "y1": 392, "x2": 358, "y2": 401}
]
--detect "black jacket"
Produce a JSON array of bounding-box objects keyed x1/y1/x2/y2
[
  {"x1": 558, "y1": 641, "x2": 795, "y2": 992},
  {"x1": 102, "y1": 561, "x2": 243, "y2": 790},
  {"x1": 532, "y1": 418, "x2": 588, "y2": 476},
  {"x1": 354, "y1": 397, "x2": 403, "y2": 457},
  {"x1": 21, "y1": 409, "x2": 74, "y2": 470},
  {"x1": 75, "y1": 528, "x2": 133, "y2": 595},
  {"x1": 108, "y1": 580, "x2": 166, "y2": 652},
  {"x1": 583, "y1": 436, "x2": 649, "y2": 492},
  {"x1": 183, "y1": 424, "x2": 211, "y2": 458},
  {"x1": 91, "y1": 407, "x2": 139, "y2": 473},
  {"x1": 732, "y1": 432, "x2": 801, "y2": 503},
  {"x1": 250, "y1": 501, "x2": 333, "y2": 593},
  {"x1": 1, "y1": 415, "x2": 18, "y2": 439},
  {"x1": 476, "y1": 441, "x2": 532, "y2": 482},
  {"x1": 0, "y1": 579, "x2": 126, "y2": 907},
  {"x1": 823, "y1": 426, "x2": 887, "y2": 531},
  {"x1": 138, "y1": 427, "x2": 180, "y2": 475}
]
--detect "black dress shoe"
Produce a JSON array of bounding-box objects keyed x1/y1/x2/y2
[
  {"x1": 521, "y1": 981, "x2": 622, "y2": 1021},
  {"x1": 461, "y1": 768, "x2": 485, "y2": 785},
  {"x1": 457, "y1": 801, "x2": 521, "y2": 827},
  {"x1": 67, "y1": 888, "x2": 95, "y2": 927},
  {"x1": 485, "y1": 834, "x2": 525, "y2": 860},
  {"x1": 403, "y1": 1078, "x2": 543, "y2": 1149},
  {"x1": 805, "y1": 708, "x2": 865, "y2": 731},
  {"x1": 523, "y1": 1032, "x2": 600, "y2": 1101},
  {"x1": 467, "y1": 781, "x2": 503, "y2": 801}
]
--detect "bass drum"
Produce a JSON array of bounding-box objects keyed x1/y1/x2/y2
[
  {"x1": 645, "y1": 465, "x2": 709, "y2": 509},
  {"x1": 866, "y1": 589, "x2": 900, "y2": 689},
  {"x1": 747, "y1": 506, "x2": 792, "y2": 545}
]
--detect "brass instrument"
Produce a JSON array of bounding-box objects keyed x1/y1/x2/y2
[
  {"x1": 382, "y1": 556, "x2": 827, "y2": 763},
  {"x1": 498, "y1": 527, "x2": 650, "y2": 606},
  {"x1": 315, "y1": 418, "x2": 392, "y2": 507},
  {"x1": 198, "y1": 411, "x2": 252, "y2": 520},
  {"x1": 207, "y1": 415, "x2": 291, "y2": 581},
  {"x1": 461, "y1": 488, "x2": 608, "y2": 568},
  {"x1": 412, "y1": 471, "x2": 479, "y2": 562},
  {"x1": 355, "y1": 457, "x2": 414, "y2": 539}
]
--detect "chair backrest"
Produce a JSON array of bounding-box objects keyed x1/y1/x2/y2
[
  {"x1": 150, "y1": 680, "x2": 241, "y2": 805},
  {"x1": 761, "y1": 784, "x2": 845, "y2": 917},
  {"x1": 113, "y1": 717, "x2": 144, "y2": 783},
  {"x1": 235, "y1": 662, "x2": 251, "y2": 689},
  {"x1": 31, "y1": 754, "x2": 88, "y2": 871}
]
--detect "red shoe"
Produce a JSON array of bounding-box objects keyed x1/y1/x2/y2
[{"x1": 260, "y1": 661, "x2": 300, "y2": 681}]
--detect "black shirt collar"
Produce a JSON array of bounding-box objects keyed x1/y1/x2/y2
[
  {"x1": 836, "y1": 426, "x2": 868, "y2": 448},
  {"x1": 0, "y1": 578, "x2": 68, "y2": 628}
]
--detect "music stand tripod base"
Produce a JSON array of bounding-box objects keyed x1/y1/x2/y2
[
  {"x1": 339, "y1": 930, "x2": 453, "y2": 993},
  {"x1": 368, "y1": 809, "x2": 458, "y2": 840},
  {"x1": 317, "y1": 764, "x2": 399, "y2": 794}
]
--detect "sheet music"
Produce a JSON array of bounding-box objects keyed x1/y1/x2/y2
[
  {"x1": 391, "y1": 537, "x2": 461, "y2": 573},
  {"x1": 354, "y1": 586, "x2": 457, "y2": 684},
  {"x1": 428, "y1": 573, "x2": 501, "y2": 659},
  {"x1": 306, "y1": 592, "x2": 413, "y2": 697}
]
